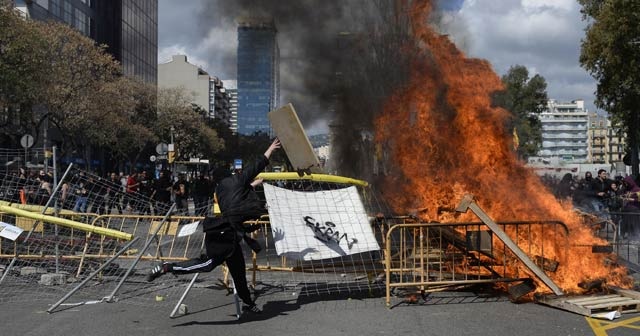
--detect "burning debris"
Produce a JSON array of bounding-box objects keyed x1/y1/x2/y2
[
  {"x1": 373, "y1": 1, "x2": 632, "y2": 295},
  {"x1": 508, "y1": 279, "x2": 536, "y2": 303},
  {"x1": 534, "y1": 256, "x2": 559, "y2": 273},
  {"x1": 578, "y1": 278, "x2": 606, "y2": 293}
]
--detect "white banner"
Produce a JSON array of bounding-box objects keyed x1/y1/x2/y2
[
  {"x1": 0, "y1": 221, "x2": 24, "y2": 241},
  {"x1": 263, "y1": 184, "x2": 379, "y2": 261}
]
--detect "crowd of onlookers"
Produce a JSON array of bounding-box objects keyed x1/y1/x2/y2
[
  {"x1": 0, "y1": 168, "x2": 217, "y2": 217},
  {"x1": 6, "y1": 165, "x2": 638, "y2": 239},
  {"x1": 0, "y1": 168, "x2": 55, "y2": 206},
  {"x1": 543, "y1": 169, "x2": 640, "y2": 239}
]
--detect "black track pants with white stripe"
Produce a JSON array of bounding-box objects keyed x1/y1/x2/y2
[{"x1": 170, "y1": 244, "x2": 253, "y2": 305}]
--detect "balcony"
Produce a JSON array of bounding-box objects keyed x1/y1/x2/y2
[
  {"x1": 539, "y1": 149, "x2": 588, "y2": 156},
  {"x1": 541, "y1": 119, "x2": 588, "y2": 124},
  {"x1": 542, "y1": 141, "x2": 587, "y2": 148},
  {"x1": 542, "y1": 126, "x2": 587, "y2": 131}
]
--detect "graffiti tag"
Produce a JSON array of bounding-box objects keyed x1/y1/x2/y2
[{"x1": 303, "y1": 216, "x2": 357, "y2": 249}]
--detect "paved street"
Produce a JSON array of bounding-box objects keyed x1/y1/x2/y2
[{"x1": 4, "y1": 285, "x2": 640, "y2": 336}]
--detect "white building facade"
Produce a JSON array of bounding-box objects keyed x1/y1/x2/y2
[
  {"x1": 222, "y1": 80, "x2": 238, "y2": 134},
  {"x1": 159, "y1": 55, "x2": 233, "y2": 127},
  {"x1": 158, "y1": 55, "x2": 211, "y2": 112},
  {"x1": 528, "y1": 100, "x2": 631, "y2": 178},
  {"x1": 537, "y1": 99, "x2": 589, "y2": 163}
]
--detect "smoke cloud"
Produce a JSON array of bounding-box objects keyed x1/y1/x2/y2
[{"x1": 196, "y1": 0, "x2": 459, "y2": 179}]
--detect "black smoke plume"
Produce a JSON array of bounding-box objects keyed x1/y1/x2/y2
[{"x1": 198, "y1": 1, "x2": 451, "y2": 181}]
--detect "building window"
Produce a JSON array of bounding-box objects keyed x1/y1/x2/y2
[
  {"x1": 74, "y1": 9, "x2": 88, "y2": 35},
  {"x1": 63, "y1": 0, "x2": 73, "y2": 24},
  {"x1": 51, "y1": 0, "x2": 61, "y2": 17},
  {"x1": 35, "y1": 0, "x2": 49, "y2": 9}
]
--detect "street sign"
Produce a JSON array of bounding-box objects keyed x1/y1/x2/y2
[
  {"x1": 234, "y1": 159, "x2": 242, "y2": 169},
  {"x1": 156, "y1": 143, "x2": 168, "y2": 155},
  {"x1": 20, "y1": 134, "x2": 34, "y2": 149}
]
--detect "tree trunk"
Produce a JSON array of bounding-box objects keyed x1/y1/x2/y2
[
  {"x1": 630, "y1": 113, "x2": 640, "y2": 177},
  {"x1": 84, "y1": 146, "x2": 92, "y2": 172}
]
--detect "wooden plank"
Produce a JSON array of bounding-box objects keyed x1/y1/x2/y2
[
  {"x1": 539, "y1": 299, "x2": 591, "y2": 316},
  {"x1": 618, "y1": 308, "x2": 640, "y2": 314},
  {"x1": 582, "y1": 296, "x2": 640, "y2": 309},
  {"x1": 612, "y1": 287, "x2": 640, "y2": 300},
  {"x1": 268, "y1": 103, "x2": 323, "y2": 173},
  {"x1": 565, "y1": 295, "x2": 620, "y2": 304},
  {"x1": 537, "y1": 290, "x2": 640, "y2": 317},
  {"x1": 585, "y1": 299, "x2": 640, "y2": 310},
  {"x1": 456, "y1": 195, "x2": 564, "y2": 295}
]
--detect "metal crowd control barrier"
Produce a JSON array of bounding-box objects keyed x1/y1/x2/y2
[
  {"x1": 0, "y1": 175, "x2": 587, "y2": 313},
  {"x1": 571, "y1": 210, "x2": 640, "y2": 272},
  {"x1": 606, "y1": 211, "x2": 640, "y2": 270},
  {"x1": 0, "y1": 203, "x2": 136, "y2": 311},
  {"x1": 82, "y1": 213, "x2": 207, "y2": 263},
  {"x1": 383, "y1": 220, "x2": 570, "y2": 306},
  {"x1": 0, "y1": 209, "x2": 118, "y2": 283},
  {"x1": 0, "y1": 211, "x2": 103, "y2": 256}
]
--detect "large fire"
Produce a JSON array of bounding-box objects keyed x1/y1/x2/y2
[{"x1": 374, "y1": 1, "x2": 630, "y2": 293}]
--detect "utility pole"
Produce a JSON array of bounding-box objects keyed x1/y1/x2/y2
[{"x1": 168, "y1": 126, "x2": 176, "y2": 178}]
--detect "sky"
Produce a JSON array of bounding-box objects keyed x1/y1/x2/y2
[{"x1": 158, "y1": 0, "x2": 599, "y2": 134}]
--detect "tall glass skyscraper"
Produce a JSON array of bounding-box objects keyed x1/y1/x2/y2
[
  {"x1": 237, "y1": 19, "x2": 280, "y2": 135},
  {"x1": 18, "y1": 0, "x2": 158, "y2": 85},
  {"x1": 95, "y1": 0, "x2": 158, "y2": 85}
]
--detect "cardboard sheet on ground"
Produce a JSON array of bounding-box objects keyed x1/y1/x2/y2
[{"x1": 263, "y1": 184, "x2": 379, "y2": 261}]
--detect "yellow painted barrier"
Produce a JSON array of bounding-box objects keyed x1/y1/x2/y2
[
  {"x1": 15, "y1": 217, "x2": 43, "y2": 233},
  {"x1": 257, "y1": 172, "x2": 368, "y2": 187},
  {"x1": 0, "y1": 200, "x2": 76, "y2": 216},
  {"x1": 0, "y1": 204, "x2": 132, "y2": 241}
]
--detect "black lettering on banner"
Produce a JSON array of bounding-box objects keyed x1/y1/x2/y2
[{"x1": 303, "y1": 216, "x2": 358, "y2": 249}]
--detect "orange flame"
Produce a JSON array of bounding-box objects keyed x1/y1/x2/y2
[{"x1": 374, "y1": 1, "x2": 630, "y2": 293}]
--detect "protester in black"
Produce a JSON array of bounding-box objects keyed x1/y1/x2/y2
[
  {"x1": 107, "y1": 172, "x2": 123, "y2": 214},
  {"x1": 193, "y1": 174, "x2": 212, "y2": 214},
  {"x1": 153, "y1": 170, "x2": 172, "y2": 215},
  {"x1": 588, "y1": 169, "x2": 612, "y2": 218},
  {"x1": 146, "y1": 138, "x2": 281, "y2": 314},
  {"x1": 172, "y1": 174, "x2": 190, "y2": 215}
]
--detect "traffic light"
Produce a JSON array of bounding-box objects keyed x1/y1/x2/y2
[{"x1": 168, "y1": 151, "x2": 175, "y2": 164}]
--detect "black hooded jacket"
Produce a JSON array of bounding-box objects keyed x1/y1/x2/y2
[
  {"x1": 216, "y1": 155, "x2": 268, "y2": 223},
  {"x1": 201, "y1": 155, "x2": 268, "y2": 258}
]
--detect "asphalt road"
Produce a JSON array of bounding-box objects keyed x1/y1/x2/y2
[{"x1": 4, "y1": 286, "x2": 640, "y2": 336}]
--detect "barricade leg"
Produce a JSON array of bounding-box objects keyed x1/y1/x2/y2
[
  {"x1": 104, "y1": 203, "x2": 176, "y2": 302},
  {"x1": 170, "y1": 273, "x2": 199, "y2": 318}
]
